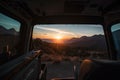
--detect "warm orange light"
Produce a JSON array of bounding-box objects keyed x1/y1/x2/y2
[
  {"x1": 55, "y1": 35, "x2": 62, "y2": 40},
  {"x1": 53, "y1": 35, "x2": 63, "y2": 43}
]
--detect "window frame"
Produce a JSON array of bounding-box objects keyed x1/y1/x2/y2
[{"x1": 31, "y1": 23, "x2": 109, "y2": 60}]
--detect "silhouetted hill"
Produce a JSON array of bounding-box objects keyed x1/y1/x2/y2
[
  {"x1": 65, "y1": 35, "x2": 107, "y2": 50},
  {"x1": 42, "y1": 39, "x2": 54, "y2": 43},
  {"x1": 66, "y1": 36, "x2": 88, "y2": 44},
  {"x1": 0, "y1": 25, "x2": 8, "y2": 34},
  {"x1": 0, "y1": 25, "x2": 18, "y2": 35}
]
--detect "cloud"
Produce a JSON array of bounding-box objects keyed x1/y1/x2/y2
[{"x1": 35, "y1": 26, "x2": 76, "y2": 36}]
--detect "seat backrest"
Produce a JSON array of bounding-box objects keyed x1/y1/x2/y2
[{"x1": 78, "y1": 59, "x2": 120, "y2": 80}]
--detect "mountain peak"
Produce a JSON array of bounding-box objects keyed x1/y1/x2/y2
[
  {"x1": 0, "y1": 25, "x2": 18, "y2": 35},
  {"x1": 65, "y1": 34, "x2": 107, "y2": 50},
  {"x1": 9, "y1": 28, "x2": 16, "y2": 31},
  {"x1": 0, "y1": 25, "x2": 6, "y2": 31}
]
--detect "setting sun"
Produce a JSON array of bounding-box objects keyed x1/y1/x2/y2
[
  {"x1": 53, "y1": 35, "x2": 63, "y2": 43},
  {"x1": 55, "y1": 35, "x2": 62, "y2": 40}
]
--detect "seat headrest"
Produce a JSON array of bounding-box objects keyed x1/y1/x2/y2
[{"x1": 79, "y1": 59, "x2": 120, "y2": 80}]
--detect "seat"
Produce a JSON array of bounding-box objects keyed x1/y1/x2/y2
[{"x1": 78, "y1": 59, "x2": 120, "y2": 80}]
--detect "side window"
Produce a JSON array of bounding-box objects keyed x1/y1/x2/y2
[
  {"x1": 111, "y1": 23, "x2": 120, "y2": 59},
  {"x1": 0, "y1": 13, "x2": 21, "y2": 64}
]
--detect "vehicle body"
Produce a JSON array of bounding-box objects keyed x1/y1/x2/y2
[{"x1": 0, "y1": 0, "x2": 120, "y2": 80}]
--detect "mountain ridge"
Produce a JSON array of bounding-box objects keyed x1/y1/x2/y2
[
  {"x1": 65, "y1": 34, "x2": 107, "y2": 50},
  {"x1": 0, "y1": 25, "x2": 18, "y2": 35}
]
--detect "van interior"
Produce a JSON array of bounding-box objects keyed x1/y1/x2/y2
[{"x1": 0, "y1": 0, "x2": 120, "y2": 80}]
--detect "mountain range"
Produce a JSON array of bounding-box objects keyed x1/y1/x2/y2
[
  {"x1": 41, "y1": 34, "x2": 107, "y2": 50},
  {"x1": 0, "y1": 25, "x2": 18, "y2": 35},
  {"x1": 65, "y1": 35, "x2": 107, "y2": 50}
]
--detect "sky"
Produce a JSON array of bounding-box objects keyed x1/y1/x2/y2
[
  {"x1": 0, "y1": 13, "x2": 21, "y2": 32},
  {"x1": 33, "y1": 24, "x2": 104, "y2": 40}
]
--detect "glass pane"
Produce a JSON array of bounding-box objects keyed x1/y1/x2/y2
[
  {"x1": 111, "y1": 23, "x2": 120, "y2": 59},
  {"x1": 32, "y1": 24, "x2": 108, "y2": 60},
  {"x1": 32, "y1": 24, "x2": 108, "y2": 79},
  {"x1": 33, "y1": 24, "x2": 108, "y2": 80},
  {"x1": 0, "y1": 13, "x2": 21, "y2": 64}
]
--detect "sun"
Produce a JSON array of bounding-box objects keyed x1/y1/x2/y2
[
  {"x1": 53, "y1": 35, "x2": 64, "y2": 43},
  {"x1": 55, "y1": 35, "x2": 62, "y2": 40}
]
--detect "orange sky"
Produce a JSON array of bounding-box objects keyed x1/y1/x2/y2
[{"x1": 33, "y1": 33, "x2": 76, "y2": 40}]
